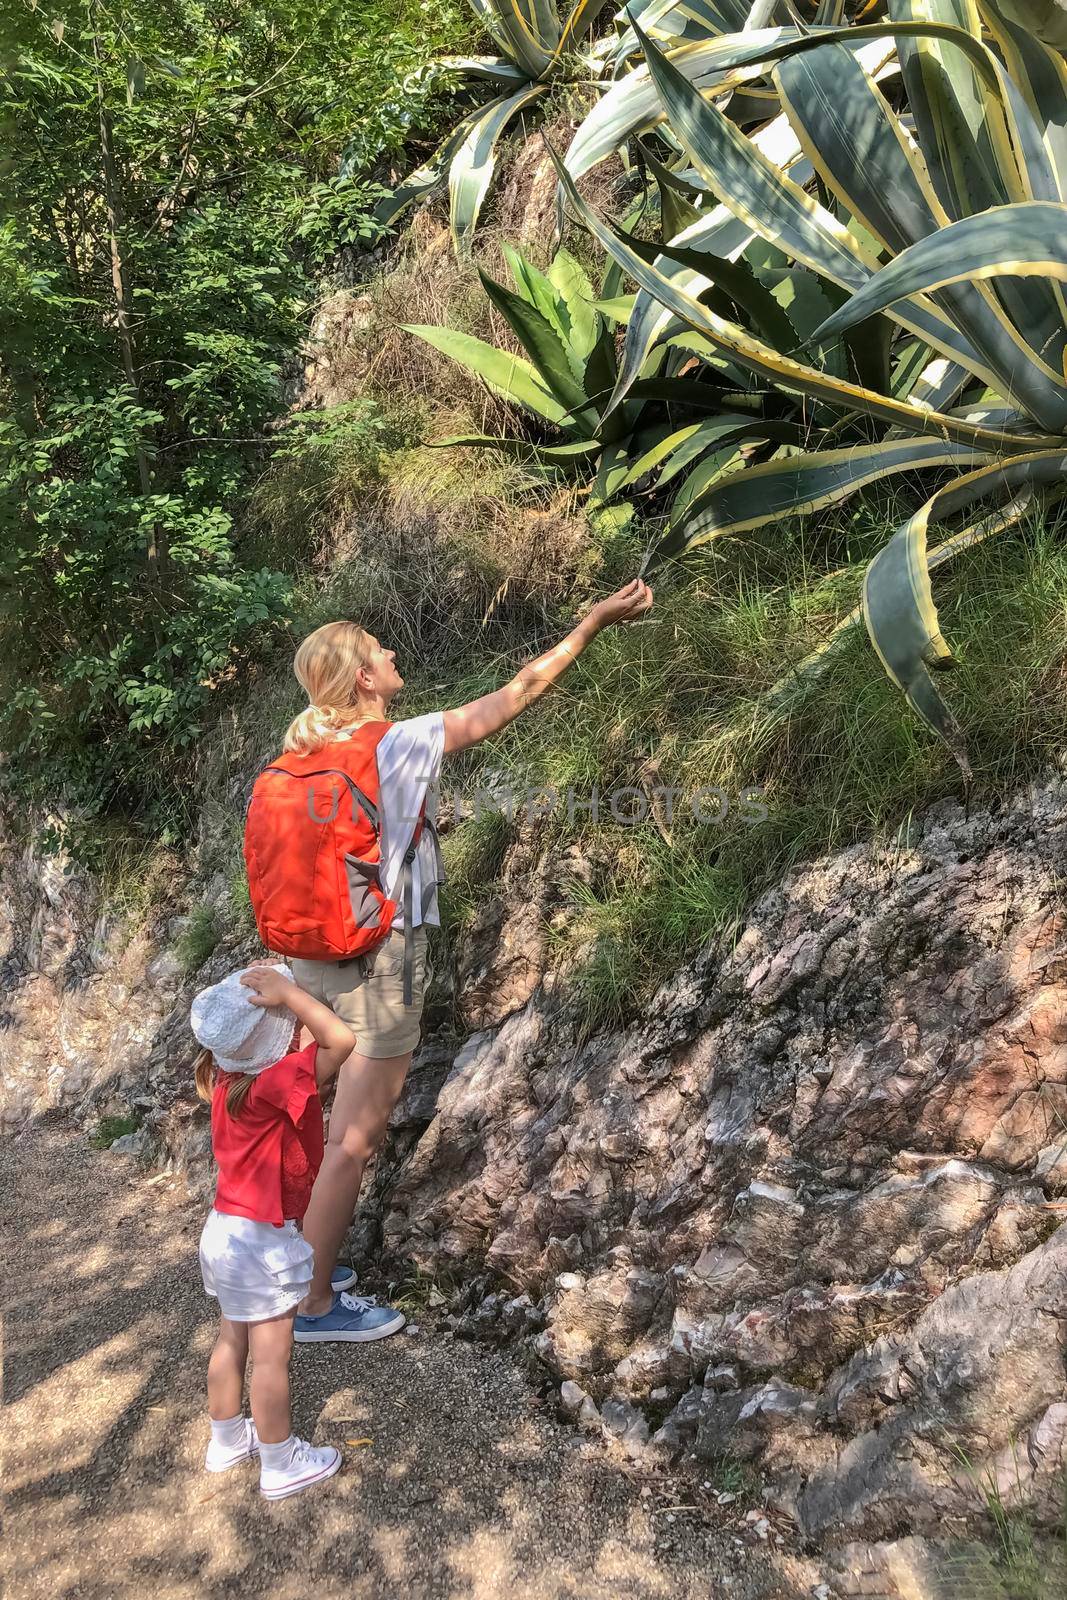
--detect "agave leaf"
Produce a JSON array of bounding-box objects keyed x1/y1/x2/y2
[
  {"x1": 553, "y1": 0, "x2": 615, "y2": 56},
  {"x1": 430, "y1": 434, "x2": 598, "y2": 463},
  {"x1": 633, "y1": 21, "x2": 1002, "y2": 384},
  {"x1": 765, "y1": 266, "x2": 850, "y2": 377},
  {"x1": 595, "y1": 294, "x2": 638, "y2": 321},
  {"x1": 438, "y1": 55, "x2": 531, "y2": 84},
  {"x1": 862, "y1": 448, "x2": 1067, "y2": 770},
  {"x1": 773, "y1": 44, "x2": 946, "y2": 258},
  {"x1": 654, "y1": 437, "x2": 992, "y2": 565},
  {"x1": 656, "y1": 415, "x2": 801, "y2": 486},
  {"x1": 626, "y1": 374, "x2": 754, "y2": 408},
  {"x1": 610, "y1": 413, "x2": 768, "y2": 490},
  {"x1": 644, "y1": 238, "x2": 802, "y2": 351},
  {"x1": 549, "y1": 143, "x2": 1060, "y2": 451},
  {"x1": 763, "y1": 489, "x2": 1040, "y2": 711},
  {"x1": 483, "y1": 0, "x2": 557, "y2": 74},
  {"x1": 565, "y1": 26, "x2": 819, "y2": 181},
  {"x1": 501, "y1": 243, "x2": 582, "y2": 375},
  {"x1": 887, "y1": 0, "x2": 1067, "y2": 386},
  {"x1": 450, "y1": 83, "x2": 549, "y2": 254},
  {"x1": 892, "y1": 340, "x2": 936, "y2": 400},
  {"x1": 615, "y1": 0, "x2": 751, "y2": 65},
  {"x1": 637, "y1": 139, "x2": 704, "y2": 240},
  {"x1": 561, "y1": 21, "x2": 1016, "y2": 182},
  {"x1": 887, "y1": 0, "x2": 1018, "y2": 218},
  {"x1": 371, "y1": 105, "x2": 489, "y2": 225},
  {"x1": 501, "y1": 246, "x2": 601, "y2": 393},
  {"x1": 978, "y1": 0, "x2": 1067, "y2": 55},
  {"x1": 982, "y1": 1, "x2": 1067, "y2": 199},
  {"x1": 909, "y1": 357, "x2": 977, "y2": 411},
  {"x1": 592, "y1": 438, "x2": 638, "y2": 505},
  {"x1": 517, "y1": 0, "x2": 562, "y2": 45},
  {"x1": 548, "y1": 248, "x2": 600, "y2": 360},
  {"x1": 659, "y1": 332, "x2": 754, "y2": 387},
  {"x1": 669, "y1": 444, "x2": 750, "y2": 520},
  {"x1": 609, "y1": 115, "x2": 810, "y2": 416},
  {"x1": 402, "y1": 325, "x2": 569, "y2": 423},
  {"x1": 600, "y1": 189, "x2": 656, "y2": 301},
  {"x1": 478, "y1": 268, "x2": 597, "y2": 429},
  {"x1": 811, "y1": 201, "x2": 1067, "y2": 344},
  {"x1": 773, "y1": 41, "x2": 1067, "y2": 422},
  {"x1": 609, "y1": 222, "x2": 760, "y2": 415}
]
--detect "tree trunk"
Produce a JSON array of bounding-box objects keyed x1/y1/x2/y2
[{"x1": 92, "y1": 24, "x2": 161, "y2": 577}]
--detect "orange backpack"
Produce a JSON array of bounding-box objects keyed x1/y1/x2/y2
[{"x1": 243, "y1": 723, "x2": 439, "y2": 992}]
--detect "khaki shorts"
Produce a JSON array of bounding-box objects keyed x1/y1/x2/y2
[{"x1": 289, "y1": 925, "x2": 431, "y2": 1059}]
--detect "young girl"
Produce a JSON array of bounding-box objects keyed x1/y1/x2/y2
[{"x1": 192, "y1": 959, "x2": 356, "y2": 1499}]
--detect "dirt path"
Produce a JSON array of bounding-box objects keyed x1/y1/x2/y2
[{"x1": 3, "y1": 1119, "x2": 826, "y2": 1600}]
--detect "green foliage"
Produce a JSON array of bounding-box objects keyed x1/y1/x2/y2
[
  {"x1": 290, "y1": 176, "x2": 392, "y2": 267},
  {"x1": 0, "y1": 0, "x2": 464, "y2": 841},
  {"x1": 249, "y1": 400, "x2": 421, "y2": 560},
  {"x1": 953, "y1": 1440, "x2": 1067, "y2": 1600},
  {"x1": 438, "y1": 805, "x2": 512, "y2": 960}
]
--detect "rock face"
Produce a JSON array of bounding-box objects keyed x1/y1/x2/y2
[
  {"x1": 4, "y1": 768, "x2": 1067, "y2": 1547},
  {"x1": 378, "y1": 775, "x2": 1067, "y2": 1540}
]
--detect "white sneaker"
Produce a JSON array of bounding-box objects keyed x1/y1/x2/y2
[
  {"x1": 260, "y1": 1437, "x2": 342, "y2": 1500},
  {"x1": 205, "y1": 1418, "x2": 259, "y2": 1472}
]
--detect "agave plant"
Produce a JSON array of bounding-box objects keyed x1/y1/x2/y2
[
  {"x1": 403, "y1": 241, "x2": 784, "y2": 520},
  {"x1": 374, "y1": 0, "x2": 836, "y2": 254},
  {"x1": 553, "y1": 5, "x2": 1067, "y2": 771},
  {"x1": 371, "y1": 0, "x2": 615, "y2": 255}
]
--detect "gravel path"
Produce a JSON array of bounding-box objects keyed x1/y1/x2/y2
[{"x1": 3, "y1": 1119, "x2": 825, "y2": 1600}]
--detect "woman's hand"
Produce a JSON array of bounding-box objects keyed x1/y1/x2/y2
[
  {"x1": 584, "y1": 578, "x2": 654, "y2": 633},
  {"x1": 240, "y1": 965, "x2": 295, "y2": 1009}
]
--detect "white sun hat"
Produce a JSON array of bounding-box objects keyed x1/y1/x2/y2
[{"x1": 190, "y1": 962, "x2": 298, "y2": 1077}]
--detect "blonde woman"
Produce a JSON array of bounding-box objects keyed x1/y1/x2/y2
[{"x1": 276, "y1": 578, "x2": 654, "y2": 1343}]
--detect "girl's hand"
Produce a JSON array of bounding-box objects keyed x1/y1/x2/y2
[
  {"x1": 584, "y1": 578, "x2": 654, "y2": 632},
  {"x1": 240, "y1": 966, "x2": 295, "y2": 1009}
]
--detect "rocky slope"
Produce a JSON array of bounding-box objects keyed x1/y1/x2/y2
[{"x1": 4, "y1": 763, "x2": 1067, "y2": 1558}]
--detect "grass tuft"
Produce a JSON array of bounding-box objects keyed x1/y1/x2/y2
[
  {"x1": 176, "y1": 905, "x2": 221, "y2": 974},
  {"x1": 90, "y1": 1113, "x2": 142, "y2": 1149}
]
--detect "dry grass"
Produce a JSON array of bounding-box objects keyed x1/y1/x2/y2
[{"x1": 303, "y1": 455, "x2": 596, "y2": 679}]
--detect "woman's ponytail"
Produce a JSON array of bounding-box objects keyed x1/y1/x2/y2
[{"x1": 283, "y1": 621, "x2": 377, "y2": 756}]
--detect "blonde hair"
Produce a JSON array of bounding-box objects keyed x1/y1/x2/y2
[
  {"x1": 194, "y1": 1047, "x2": 254, "y2": 1118},
  {"x1": 283, "y1": 620, "x2": 381, "y2": 756}
]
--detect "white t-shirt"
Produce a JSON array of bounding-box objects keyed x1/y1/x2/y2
[{"x1": 333, "y1": 713, "x2": 445, "y2": 928}]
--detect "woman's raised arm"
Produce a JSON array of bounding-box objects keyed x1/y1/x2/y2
[{"x1": 441, "y1": 579, "x2": 654, "y2": 755}]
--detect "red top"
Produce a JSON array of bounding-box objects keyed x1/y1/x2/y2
[{"x1": 211, "y1": 1044, "x2": 324, "y2": 1226}]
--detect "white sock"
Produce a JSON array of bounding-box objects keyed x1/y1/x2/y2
[
  {"x1": 259, "y1": 1435, "x2": 296, "y2": 1472},
  {"x1": 210, "y1": 1414, "x2": 249, "y2": 1450}
]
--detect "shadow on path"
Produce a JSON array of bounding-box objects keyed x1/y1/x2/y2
[{"x1": 2, "y1": 1117, "x2": 818, "y2": 1600}]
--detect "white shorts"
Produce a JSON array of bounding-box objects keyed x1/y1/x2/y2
[{"x1": 199, "y1": 1209, "x2": 315, "y2": 1323}]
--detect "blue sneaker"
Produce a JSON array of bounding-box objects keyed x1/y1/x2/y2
[
  {"x1": 331, "y1": 1264, "x2": 357, "y2": 1292},
  {"x1": 294, "y1": 1290, "x2": 406, "y2": 1344}
]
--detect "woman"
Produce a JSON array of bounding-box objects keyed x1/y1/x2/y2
[{"x1": 282, "y1": 577, "x2": 654, "y2": 1342}]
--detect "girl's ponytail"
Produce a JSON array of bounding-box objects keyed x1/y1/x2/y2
[
  {"x1": 194, "y1": 1047, "x2": 216, "y2": 1105},
  {"x1": 194, "y1": 1047, "x2": 254, "y2": 1117}
]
